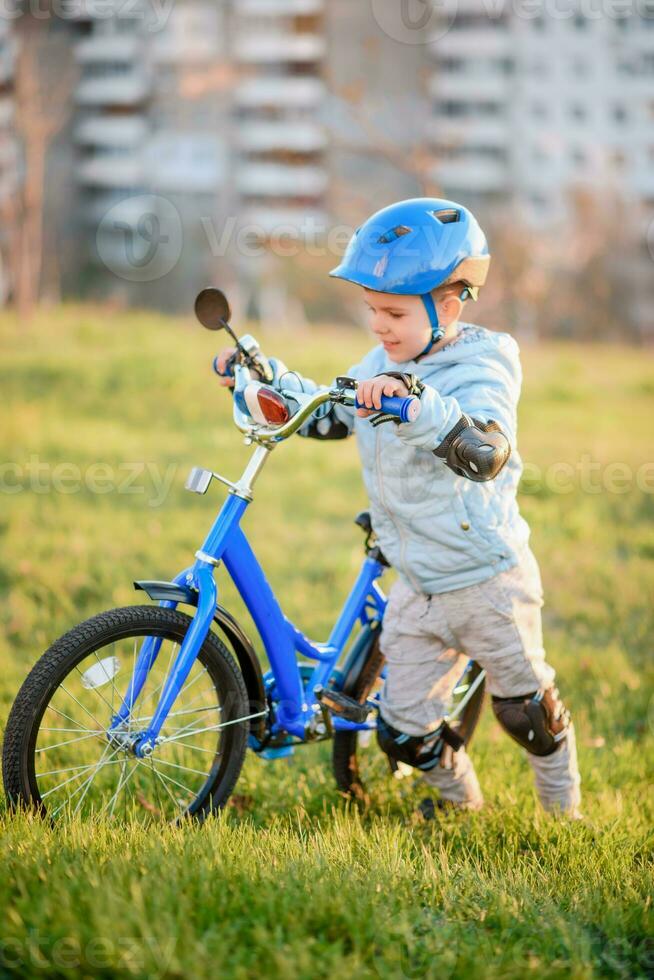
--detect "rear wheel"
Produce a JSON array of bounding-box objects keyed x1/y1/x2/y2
[
  {"x1": 2, "y1": 606, "x2": 251, "y2": 824},
  {"x1": 332, "y1": 637, "x2": 485, "y2": 805}
]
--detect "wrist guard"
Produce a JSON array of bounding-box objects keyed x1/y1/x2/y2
[
  {"x1": 374, "y1": 371, "x2": 425, "y2": 397},
  {"x1": 434, "y1": 414, "x2": 510, "y2": 482}
]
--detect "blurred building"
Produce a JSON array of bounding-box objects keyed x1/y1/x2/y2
[
  {"x1": 6, "y1": 1, "x2": 654, "y2": 333},
  {"x1": 232, "y1": 0, "x2": 328, "y2": 236},
  {"x1": 0, "y1": 17, "x2": 17, "y2": 305},
  {"x1": 428, "y1": 2, "x2": 654, "y2": 223}
]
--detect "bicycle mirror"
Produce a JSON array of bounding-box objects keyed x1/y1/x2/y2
[{"x1": 194, "y1": 288, "x2": 231, "y2": 330}]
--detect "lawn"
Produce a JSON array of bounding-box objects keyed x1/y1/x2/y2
[{"x1": 0, "y1": 306, "x2": 652, "y2": 979}]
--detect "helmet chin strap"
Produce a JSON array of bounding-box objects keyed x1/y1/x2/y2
[{"x1": 417, "y1": 293, "x2": 444, "y2": 358}]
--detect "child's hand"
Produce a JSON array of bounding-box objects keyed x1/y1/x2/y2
[
  {"x1": 215, "y1": 346, "x2": 237, "y2": 387},
  {"x1": 356, "y1": 375, "x2": 410, "y2": 417}
]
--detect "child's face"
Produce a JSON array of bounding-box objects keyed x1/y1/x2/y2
[{"x1": 362, "y1": 288, "x2": 436, "y2": 363}]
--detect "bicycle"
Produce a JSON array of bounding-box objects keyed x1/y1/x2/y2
[{"x1": 2, "y1": 288, "x2": 486, "y2": 823}]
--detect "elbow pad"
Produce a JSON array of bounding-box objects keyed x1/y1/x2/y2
[{"x1": 434, "y1": 414, "x2": 511, "y2": 482}]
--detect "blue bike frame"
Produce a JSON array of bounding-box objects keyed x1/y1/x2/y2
[
  {"x1": 106, "y1": 366, "x2": 483, "y2": 763},
  {"x1": 109, "y1": 446, "x2": 388, "y2": 757}
]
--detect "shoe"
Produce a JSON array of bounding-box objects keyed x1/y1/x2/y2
[{"x1": 417, "y1": 797, "x2": 463, "y2": 820}]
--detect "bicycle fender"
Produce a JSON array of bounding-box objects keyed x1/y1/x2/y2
[{"x1": 134, "y1": 579, "x2": 266, "y2": 738}]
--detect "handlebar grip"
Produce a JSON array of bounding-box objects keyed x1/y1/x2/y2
[
  {"x1": 355, "y1": 393, "x2": 421, "y2": 423},
  {"x1": 213, "y1": 353, "x2": 237, "y2": 379}
]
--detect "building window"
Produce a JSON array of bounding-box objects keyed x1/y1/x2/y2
[
  {"x1": 571, "y1": 147, "x2": 586, "y2": 165},
  {"x1": 570, "y1": 104, "x2": 586, "y2": 121},
  {"x1": 439, "y1": 57, "x2": 466, "y2": 73},
  {"x1": 440, "y1": 100, "x2": 466, "y2": 118},
  {"x1": 530, "y1": 192, "x2": 549, "y2": 208},
  {"x1": 613, "y1": 105, "x2": 628, "y2": 123}
]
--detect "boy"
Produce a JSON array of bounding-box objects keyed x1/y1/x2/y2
[{"x1": 216, "y1": 198, "x2": 582, "y2": 818}]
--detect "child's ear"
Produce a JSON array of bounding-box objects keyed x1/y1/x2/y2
[{"x1": 437, "y1": 293, "x2": 464, "y2": 325}]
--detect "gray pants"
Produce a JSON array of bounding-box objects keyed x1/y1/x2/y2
[{"x1": 378, "y1": 547, "x2": 581, "y2": 814}]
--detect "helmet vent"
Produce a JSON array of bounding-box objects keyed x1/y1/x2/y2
[
  {"x1": 378, "y1": 224, "x2": 411, "y2": 244},
  {"x1": 432, "y1": 209, "x2": 460, "y2": 224}
]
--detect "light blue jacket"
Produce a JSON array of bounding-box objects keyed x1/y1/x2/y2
[{"x1": 272, "y1": 322, "x2": 530, "y2": 594}]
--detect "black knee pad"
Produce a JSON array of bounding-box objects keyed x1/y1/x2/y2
[
  {"x1": 492, "y1": 687, "x2": 570, "y2": 757},
  {"x1": 376, "y1": 713, "x2": 464, "y2": 773}
]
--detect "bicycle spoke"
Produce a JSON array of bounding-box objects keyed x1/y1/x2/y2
[
  {"x1": 69, "y1": 743, "x2": 120, "y2": 818},
  {"x1": 152, "y1": 757, "x2": 209, "y2": 779},
  {"x1": 41, "y1": 754, "x2": 123, "y2": 801},
  {"x1": 97, "y1": 762, "x2": 139, "y2": 818},
  {"x1": 158, "y1": 669, "x2": 212, "y2": 714},
  {"x1": 35, "y1": 732, "x2": 106, "y2": 754},
  {"x1": 158, "y1": 704, "x2": 223, "y2": 742},
  {"x1": 45, "y1": 705, "x2": 102, "y2": 734},
  {"x1": 160, "y1": 709, "x2": 265, "y2": 745},
  {"x1": 38, "y1": 727, "x2": 104, "y2": 734},
  {"x1": 161, "y1": 740, "x2": 218, "y2": 757},
  {"x1": 147, "y1": 762, "x2": 196, "y2": 801},
  {"x1": 106, "y1": 759, "x2": 133, "y2": 819},
  {"x1": 58, "y1": 685, "x2": 105, "y2": 732},
  {"x1": 130, "y1": 700, "x2": 222, "y2": 729},
  {"x1": 147, "y1": 755, "x2": 166, "y2": 817},
  {"x1": 75, "y1": 662, "x2": 116, "y2": 717},
  {"x1": 38, "y1": 759, "x2": 117, "y2": 778},
  {"x1": 134, "y1": 640, "x2": 179, "y2": 713},
  {"x1": 149, "y1": 761, "x2": 183, "y2": 813}
]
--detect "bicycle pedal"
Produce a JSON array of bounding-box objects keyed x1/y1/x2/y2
[{"x1": 315, "y1": 687, "x2": 370, "y2": 724}]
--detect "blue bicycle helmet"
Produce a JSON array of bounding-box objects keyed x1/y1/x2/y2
[{"x1": 329, "y1": 198, "x2": 490, "y2": 357}]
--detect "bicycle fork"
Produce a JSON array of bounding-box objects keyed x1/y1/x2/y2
[{"x1": 108, "y1": 564, "x2": 218, "y2": 757}]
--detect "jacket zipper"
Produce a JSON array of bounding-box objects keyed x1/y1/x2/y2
[{"x1": 375, "y1": 427, "x2": 422, "y2": 593}]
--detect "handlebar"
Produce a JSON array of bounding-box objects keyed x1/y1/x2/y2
[{"x1": 212, "y1": 344, "x2": 421, "y2": 444}]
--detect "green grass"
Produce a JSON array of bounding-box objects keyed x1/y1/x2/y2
[{"x1": 1, "y1": 306, "x2": 652, "y2": 978}]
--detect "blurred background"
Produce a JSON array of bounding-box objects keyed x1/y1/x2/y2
[
  {"x1": 1, "y1": 0, "x2": 653, "y2": 339},
  {"x1": 1, "y1": 8, "x2": 653, "y2": 965}
]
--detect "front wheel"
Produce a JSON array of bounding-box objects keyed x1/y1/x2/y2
[{"x1": 3, "y1": 606, "x2": 251, "y2": 823}]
